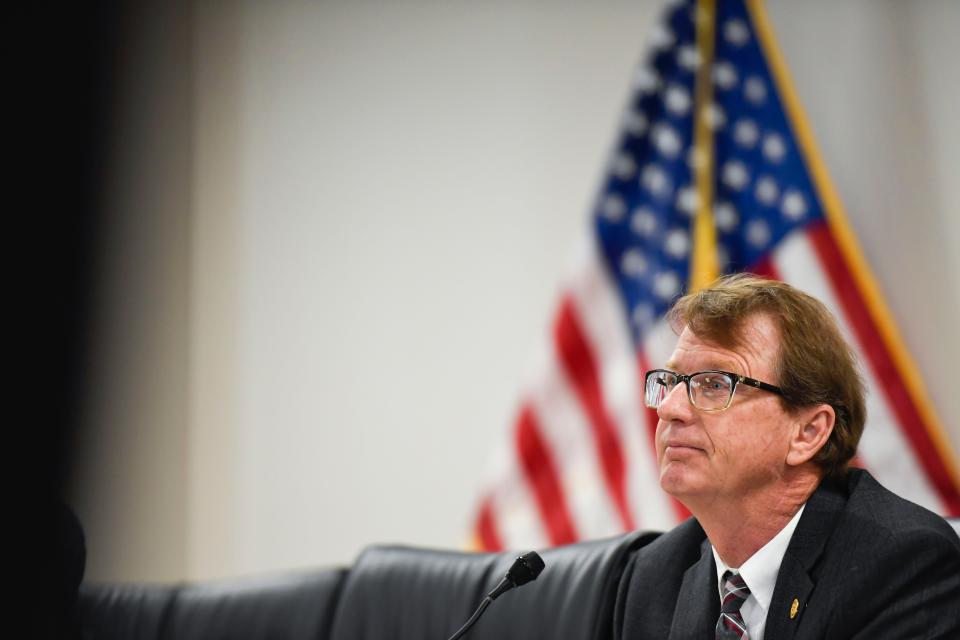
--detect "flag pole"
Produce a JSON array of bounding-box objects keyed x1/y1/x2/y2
[{"x1": 690, "y1": 0, "x2": 720, "y2": 293}]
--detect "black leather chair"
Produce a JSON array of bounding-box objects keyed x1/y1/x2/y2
[
  {"x1": 79, "y1": 518, "x2": 960, "y2": 639},
  {"x1": 79, "y1": 531, "x2": 658, "y2": 640},
  {"x1": 81, "y1": 568, "x2": 347, "y2": 640},
  {"x1": 328, "y1": 530, "x2": 658, "y2": 640},
  {"x1": 80, "y1": 582, "x2": 177, "y2": 640}
]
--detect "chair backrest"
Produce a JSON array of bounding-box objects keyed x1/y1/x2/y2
[
  {"x1": 79, "y1": 567, "x2": 347, "y2": 640},
  {"x1": 79, "y1": 582, "x2": 177, "y2": 640},
  {"x1": 79, "y1": 531, "x2": 662, "y2": 640},
  {"x1": 328, "y1": 530, "x2": 659, "y2": 640}
]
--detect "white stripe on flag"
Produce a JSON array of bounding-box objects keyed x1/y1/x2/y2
[
  {"x1": 643, "y1": 318, "x2": 681, "y2": 378},
  {"x1": 773, "y1": 230, "x2": 945, "y2": 513},
  {"x1": 485, "y1": 431, "x2": 548, "y2": 550}
]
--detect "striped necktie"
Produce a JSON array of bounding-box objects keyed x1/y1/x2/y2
[{"x1": 716, "y1": 570, "x2": 751, "y2": 639}]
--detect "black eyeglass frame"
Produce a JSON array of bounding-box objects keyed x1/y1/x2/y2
[{"x1": 644, "y1": 368, "x2": 784, "y2": 412}]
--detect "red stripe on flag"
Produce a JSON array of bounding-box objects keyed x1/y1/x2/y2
[
  {"x1": 638, "y1": 351, "x2": 691, "y2": 522},
  {"x1": 554, "y1": 296, "x2": 636, "y2": 531},
  {"x1": 474, "y1": 496, "x2": 503, "y2": 551},
  {"x1": 807, "y1": 222, "x2": 960, "y2": 515},
  {"x1": 515, "y1": 404, "x2": 578, "y2": 545},
  {"x1": 749, "y1": 254, "x2": 778, "y2": 280}
]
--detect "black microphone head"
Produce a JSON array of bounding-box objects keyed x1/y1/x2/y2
[{"x1": 506, "y1": 551, "x2": 545, "y2": 587}]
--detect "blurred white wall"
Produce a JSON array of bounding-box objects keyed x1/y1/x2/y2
[{"x1": 73, "y1": 0, "x2": 960, "y2": 582}]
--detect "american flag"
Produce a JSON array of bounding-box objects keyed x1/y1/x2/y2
[{"x1": 471, "y1": 0, "x2": 960, "y2": 551}]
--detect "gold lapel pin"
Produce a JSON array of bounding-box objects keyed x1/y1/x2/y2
[{"x1": 790, "y1": 598, "x2": 799, "y2": 619}]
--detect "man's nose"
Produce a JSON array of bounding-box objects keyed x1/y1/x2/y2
[{"x1": 656, "y1": 380, "x2": 694, "y2": 423}]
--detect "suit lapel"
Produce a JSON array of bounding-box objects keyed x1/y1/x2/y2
[
  {"x1": 764, "y1": 550, "x2": 814, "y2": 640},
  {"x1": 668, "y1": 538, "x2": 719, "y2": 639},
  {"x1": 764, "y1": 474, "x2": 848, "y2": 639}
]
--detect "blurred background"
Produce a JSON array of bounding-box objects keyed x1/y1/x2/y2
[{"x1": 32, "y1": 0, "x2": 959, "y2": 584}]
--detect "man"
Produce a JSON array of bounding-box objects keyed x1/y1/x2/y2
[{"x1": 614, "y1": 274, "x2": 960, "y2": 639}]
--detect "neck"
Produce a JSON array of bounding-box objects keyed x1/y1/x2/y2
[{"x1": 688, "y1": 467, "x2": 821, "y2": 567}]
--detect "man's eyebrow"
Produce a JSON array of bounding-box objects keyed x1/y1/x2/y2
[{"x1": 662, "y1": 359, "x2": 741, "y2": 374}]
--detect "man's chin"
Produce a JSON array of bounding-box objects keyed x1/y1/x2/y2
[{"x1": 659, "y1": 466, "x2": 704, "y2": 502}]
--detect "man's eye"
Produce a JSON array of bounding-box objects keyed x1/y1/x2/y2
[{"x1": 698, "y1": 376, "x2": 729, "y2": 394}]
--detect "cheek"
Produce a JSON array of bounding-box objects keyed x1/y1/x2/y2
[
  {"x1": 733, "y1": 405, "x2": 792, "y2": 462},
  {"x1": 654, "y1": 420, "x2": 667, "y2": 457}
]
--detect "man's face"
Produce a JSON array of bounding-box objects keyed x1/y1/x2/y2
[{"x1": 655, "y1": 313, "x2": 796, "y2": 506}]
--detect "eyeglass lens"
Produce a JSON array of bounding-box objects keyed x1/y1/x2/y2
[{"x1": 645, "y1": 371, "x2": 736, "y2": 411}]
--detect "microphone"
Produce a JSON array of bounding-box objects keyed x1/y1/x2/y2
[{"x1": 446, "y1": 551, "x2": 545, "y2": 640}]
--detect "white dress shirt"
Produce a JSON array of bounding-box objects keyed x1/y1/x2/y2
[{"x1": 712, "y1": 504, "x2": 806, "y2": 640}]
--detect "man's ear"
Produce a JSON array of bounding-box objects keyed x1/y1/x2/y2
[{"x1": 786, "y1": 404, "x2": 835, "y2": 467}]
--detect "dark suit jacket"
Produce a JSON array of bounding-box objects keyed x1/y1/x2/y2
[{"x1": 614, "y1": 469, "x2": 960, "y2": 639}]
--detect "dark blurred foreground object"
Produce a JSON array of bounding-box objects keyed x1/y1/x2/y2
[
  {"x1": 13, "y1": 2, "x2": 113, "y2": 636},
  {"x1": 24, "y1": 502, "x2": 87, "y2": 640},
  {"x1": 53, "y1": 504, "x2": 87, "y2": 639},
  {"x1": 79, "y1": 531, "x2": 656, "y2": 640}
]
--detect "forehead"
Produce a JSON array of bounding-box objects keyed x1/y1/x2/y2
[{"x1": 666, "y1": 313, "x2": 780, "y2": 378}]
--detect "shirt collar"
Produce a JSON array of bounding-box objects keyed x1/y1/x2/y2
[{"x1": 712, "y1": 504, "x2": 806, "y2": 615}]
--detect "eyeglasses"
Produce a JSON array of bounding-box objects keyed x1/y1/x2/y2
[{"x1": 644, "y1": 369, "x2": 783, "y2": 412}]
